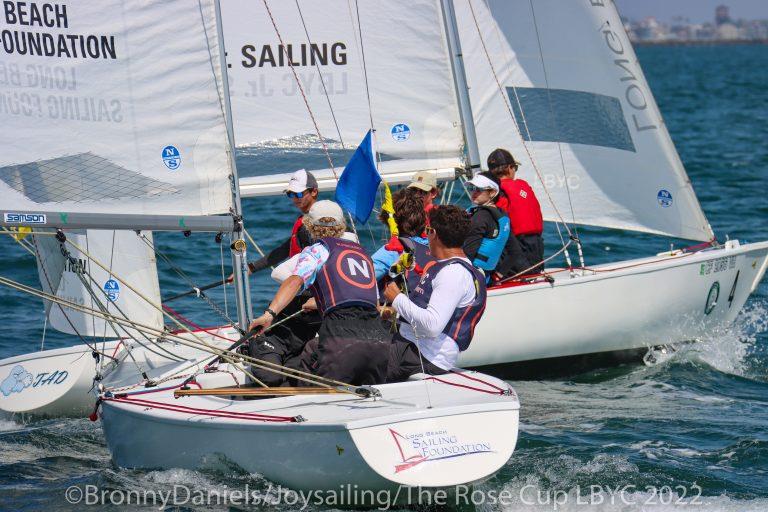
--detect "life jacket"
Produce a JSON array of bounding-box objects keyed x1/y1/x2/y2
[
  {"x1": 409, "y1": 258, "x2": 487, "y2": 351},
  {"x1": 309, "y1": 237, "x2": 378, "y2": 315},
  {"x1": 499, "y1": 178, "x2": 543, "y2": 236},
  {"x1": 468, "y1": 205, "x2": 510, "y2": 272},
  {"x1": 288, "y1": 215, "x2": 304, "y2": 257},
  {"x1": 399, "y1": 237, "x2": 436, "y2": 292}
]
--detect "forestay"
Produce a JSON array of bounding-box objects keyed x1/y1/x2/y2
[
  {"x1": 0, "y1": 1, "x2": 233, "y2": 221},
  {"x1": 220, "y1": 0, "x2": 465, "y2": 196},
  {"x1": 454, "y1": 0, "x2": 713, "y2": 241},
  {"x1": 32, "y1": 230, "x2": 163, "y2": 338}
]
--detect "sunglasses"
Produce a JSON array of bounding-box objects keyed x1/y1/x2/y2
[
  {"x1": 286, "y1": 189, "x2": 311, "y2": 199},
  {"x1": 466, "y1": 185, "x2": 494, "y2": 194}
]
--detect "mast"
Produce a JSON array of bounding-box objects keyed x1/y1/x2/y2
[
  {"x1": 440, "y1": 0, "x2": 482, "y2": 172},
  {"x1": 214, "y1": 0, "x2": 252, "y2": 330}
]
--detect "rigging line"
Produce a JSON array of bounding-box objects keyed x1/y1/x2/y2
[
  {"x1": 39, "y1": 308, "x2": 47, "y2": 351},
  {"x1": 61, "y1": 240, "x2": 268, "y2": 387},
  {"x1": 136, "y1": 232, "x2": 237, "y2": 328},
  {"x1": 58, "y1": 240, "x2": 184, "y2": 365},
  {"x1": 66, "y1": 258, "x2": 151, "y2": 374},
  {"x1": 0, "y1": 276, "x2": 203, "y2": 365},
  {"x1": 263, "y1": 0, "x2": 361, "y2": 239},
  {"x1": 354, "y1": 0, "x2": 375, "y2": 137},
  {"x1": 294, "y1": 0, "x2": 345, "y2": 148},
  {"x1": 243, "y1": 229, "x2": 268, "y2": 259},
  {"x1": 64, "y1": 237, "x2": 243, "y2": 362},
  {"x1": 261, "y1": 0, "x2": 338, "y2": 179},
  {"x1": 353, "y1": 0, "x2": 385, "y2": 175},
  {"x1": 219, "y1": 236, "x2": 228, "y2": 318},
  {"x1": 2, "y1": 227, "x2": 35, "y2": 255},
  {"x1": 527, "y1": 0, "x2": 579, "y2": 234},
  {"x1": 0, "y1": 273, "x2": 352, "y2": 392},
  {"x1": 29, "y1": 233, "x2": 99, "y2": 352},
  {"x1": 465, "y1": 0, "x2": 572, "y2": 237}
]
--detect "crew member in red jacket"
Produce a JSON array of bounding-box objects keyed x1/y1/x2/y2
[
  {"x1": 246, "y1": 169, "x2": 318, "y2": 273},
  {"x1": 487, "y1": 148, "x2": 544, "y2": 272}
]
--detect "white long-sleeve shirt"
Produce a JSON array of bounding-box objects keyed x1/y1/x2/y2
[{"x1": 392, "y1": 258, "x2": 477, "y2": 370}]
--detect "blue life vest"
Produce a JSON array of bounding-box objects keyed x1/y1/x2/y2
[
  {"x1": 309, "y1": 237, "x2": 378, "y2": 315},
  {"x1": 468, "y1": 205, "x2": 510, "y2": 271},
  {"x1": 409, "y1": 258, "x2": 487, "y2": 351}
]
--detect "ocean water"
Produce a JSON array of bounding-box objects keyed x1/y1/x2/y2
[{"x1": 0, "y1": 44, "x2": 767, "y2": 510}]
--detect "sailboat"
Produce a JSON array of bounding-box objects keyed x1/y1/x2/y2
[
  {"x1": 0, "y1": 0, "x2": 520, "y2": 492},
  {"x1": 225, "y1": 0, "x2": 768, "y2": 374}
]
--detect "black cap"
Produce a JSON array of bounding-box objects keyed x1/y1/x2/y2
[{"x1": 487, "y1": 148, "x2": 521, "y2": 170}]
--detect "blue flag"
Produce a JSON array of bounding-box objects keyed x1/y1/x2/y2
[{"x1": 335, "y1": 130, "x2": 381, "y2": 224}]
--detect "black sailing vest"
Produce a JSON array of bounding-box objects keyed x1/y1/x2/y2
[
  {"x1": 309, "y1": 237, "x2": 378, "y2": 315},
  {"x1": 408, "y1": 258, "x2": 487, "y2": 351}
]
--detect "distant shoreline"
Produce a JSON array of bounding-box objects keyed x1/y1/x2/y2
[{"x1": 632, "y1": 39, "x2": 768, "y2": 47}]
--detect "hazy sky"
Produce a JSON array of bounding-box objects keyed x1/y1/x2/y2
[{"x1": 613, "y1": 0, "x2": 768, "y2": 23}]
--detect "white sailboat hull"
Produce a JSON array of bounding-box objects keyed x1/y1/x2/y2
[
  {"x1": 461, "y1": 241, "x2": 768, "y2": 368},
  {"x1": 99, "y1": 372, "x2": 520, "y2": 493},
  {"x1": 0, "y1": 328, "x2": 238, "y2": 418}
]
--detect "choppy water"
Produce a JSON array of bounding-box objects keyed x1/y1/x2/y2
[{"x1": 1, "y1": 45, "x2": 767, "y2": 510}]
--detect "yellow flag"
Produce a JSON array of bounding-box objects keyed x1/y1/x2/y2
[
  {"x1": 382, "y1": 181, "x2": 398, "y2": 237},
  {"x1": 11, "y1": 226, "x2": 32, "y2": 241}
]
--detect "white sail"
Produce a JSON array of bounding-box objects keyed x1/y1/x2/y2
[
  {"x1": 33, "y1": 230, "x2": 162, "y2": 338},
  {"x1": 0, "y1": 1, "x2": 232, "y2": 220},
  {"x1": 221, "y1": 0, "x2": 465, "y2": 193},
  {"x1": 454, "y1": 0, "x2": 713, "y2": 241}
]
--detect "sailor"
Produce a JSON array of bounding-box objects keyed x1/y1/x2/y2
[
  {"x1": 383, "y1": 205, "x2": 487, "y2": 382},
  {"x1": 248, "y1": 201, "x2": 390, "y2": 386},
  {"x1": 463, "y1": 172, "x2": 528, "y2": 282},
  {"x1": 487, "y1": 149, "x2": 545, "y2": 272},
  {"x1": 245, "y1": 169, "x2": 318, "y2": 274},
  {"x1": 373, "y1": 188, "x2": 435, "y2": 290},
  {"x1": 407, "y1": 171, "x2": 439, "y2": 219}
]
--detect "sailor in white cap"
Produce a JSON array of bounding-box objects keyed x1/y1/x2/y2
[{"x1": 463, "y1": 172, "x2": 528, "y2": 281}]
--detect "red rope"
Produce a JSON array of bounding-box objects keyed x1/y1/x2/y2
[
  {"x1": 104, "y1": 395, "x2": 297, "y2": 422},
  {"x1": 425, "y1": 371, "x2": 509, "y2": 396},
  {"x1": 162, "y1": 305, "x2": 238, "y2": 342},
  {"x1": 425, "y1": 376, "x2": 504, "y2": 395},
  {"x1": 449, "y1": 370, "x2": 506, "y2": 392}
]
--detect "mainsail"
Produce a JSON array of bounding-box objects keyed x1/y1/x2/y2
[
  {"x1": 454, "y1": 0, "x2": 713, "y2": 241},
  {"x1": 32, "y1": 230, "x2": 162, "y2": 338},
  {"x1": 220, "y1": 0, "x2": 466, "y2": 196},
  {"x1": 0, "y1": 1, "x2": 234, "y2": 229}
]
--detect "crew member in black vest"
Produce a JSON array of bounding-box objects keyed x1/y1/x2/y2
[
  {"x1": 248, "y1": 200, "x2": 390, "y2": 386},
  {"x1": 383, "y1": 205, "x2": 488, "y2": 382}
]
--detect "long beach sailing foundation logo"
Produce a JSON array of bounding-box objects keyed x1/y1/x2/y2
[{"x1": 389, "y1": 427, "x2": 493, "y2": 473}]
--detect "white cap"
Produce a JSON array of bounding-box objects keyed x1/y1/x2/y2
[
  {"x1": 466, "y1": 173, "x2": 499, "y2": 192},
  {"x1": 305, "y1": 200, "x2": 344, "y2": 227},
  {"x1": 285, "y1": 169, "x2": 319, "y2": 193}
]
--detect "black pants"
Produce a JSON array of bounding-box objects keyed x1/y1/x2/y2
[
  {"x1": 298, "y1": 306, "x2": 391, "y2": 386},
  {"x1": 248, "y1": 322, "x2": 307, "y2": 387},
  {"x1": 517, "y1": 233, "x2": 545, "y2": 273},
  {"x1": 386, "y1": 334, "x2": 448, "y2": 383}
]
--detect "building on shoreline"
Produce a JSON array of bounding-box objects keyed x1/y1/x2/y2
[{"x1": 622, "y1": 5, "x2": 768, "y2": 45}]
